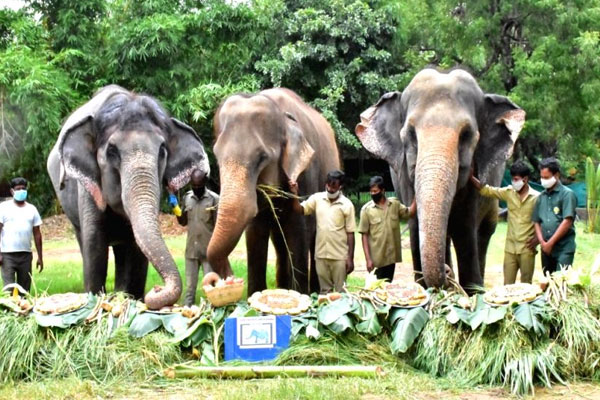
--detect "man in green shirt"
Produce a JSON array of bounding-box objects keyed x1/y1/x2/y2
[
  {"x1": 470, "y1": 161, "x2": 539, "y2": 284},
  {"x1": 358, "y1": 176, "x2": 416, "y2": 282},
  {"x1": 532, "y1": 157, "x2": 577, "y2": 274}
]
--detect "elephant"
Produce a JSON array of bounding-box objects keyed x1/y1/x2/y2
[
  {"x1": 355, "y1": 68, "x2": 525, "y2": 291},
  {"x1": 207, "y1": 88, "x2": 340, "y2": 296},
  {"x1": 47, "y1": 85, "x2": 209, "y2": 309}
]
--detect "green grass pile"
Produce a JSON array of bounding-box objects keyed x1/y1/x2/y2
[
  {"x1": 275, "y1": 332, "x2": 398, "y2": 367},
  {"x1": 0, "y1": 313, "x2": 184, "y2": 383}
]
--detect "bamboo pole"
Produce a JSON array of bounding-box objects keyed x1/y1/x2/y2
[{"x1": 164, "y1": 365, "x2": 384, "y2": 379}]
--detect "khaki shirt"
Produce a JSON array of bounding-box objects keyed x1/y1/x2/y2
[
  {"x1": 301, "y1": 192, "x2": 356, "y2": 260},
  {"x1": 358, "y1": 198, "x2": 410, "y2": 268},
  {"x1": 480, "y1": 184, "x2": 539, "y2": 254},
  {"x1": 183, "y1": 189, "x2": 219, "y2": 259}
]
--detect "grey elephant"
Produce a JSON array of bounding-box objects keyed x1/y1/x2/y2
[
  {"x1": 207, "y1": 88, "x2": 340, "y2": 295},
  {"x1": 356, "y1": 68, "x2": 525, "y2": 291},
  {"x1": 47, "y1": 85, "x2": 209, "y2": 309}
]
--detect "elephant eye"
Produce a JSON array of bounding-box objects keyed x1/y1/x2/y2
[
  {"x1": 159, "y1": 143, "x2": 168, "y2": 159},
  {"x1": 459, "y1": 126, "x2": 474, "y2": 142},
  {"x1": 107, "y1": 144, "x2": 120, "y2": 161},
  {"x1": 257, "y1": 151, "x2": 268, "y2": 167}
]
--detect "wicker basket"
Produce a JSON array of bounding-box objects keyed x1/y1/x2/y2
[{"x1": 204, "y1": 283, "x2": 244, "y2": 307}]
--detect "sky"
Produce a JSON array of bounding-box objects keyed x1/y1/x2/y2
[{"x1": 1, "y1": 1, "x2": 25, "y2": 11}]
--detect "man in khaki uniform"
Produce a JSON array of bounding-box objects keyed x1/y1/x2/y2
[
  {"x1": 177, "y1": 170, "x2": 219, "y2": 305},
  {"x1": 470, "y1": 161, "x2": 539, "y2": 284},
  {"x1": 289, "y1": 170, "x2": 356, "y2": 294},
  {"x1": 359, "y1": 176, "x2": 416, "y2": 282}
]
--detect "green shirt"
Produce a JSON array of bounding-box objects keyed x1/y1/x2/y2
[
  {"x1": 480, "y1": 184, "x2": 539, "y2": 255},
  {"x1": 358, "y1": 198, "x2": 411, "y2": 268},
  {"x1": 532, "y1": 182, "x2": 577, "y2": 255}
]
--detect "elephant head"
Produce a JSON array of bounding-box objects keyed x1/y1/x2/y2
[
  {"x1": 57, "y1": 85, "x2": 209, "y2": 309},
  {"x1": 207, "y1": 92, "x2": 315, "y2": 277},
  {"x1": 356, "y1": 69, "x2": 525, "y2": 288}
]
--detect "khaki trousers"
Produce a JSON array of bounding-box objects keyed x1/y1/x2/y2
[
  {"x1": 184, "y1": 257, "x2": 213, "y2": 306},
  {"x1": 503, "y1": 251, "x2": 535, "y2": 284},
  {"x1": 315, "y1": 258, "x2": 346, "y2": 294}
]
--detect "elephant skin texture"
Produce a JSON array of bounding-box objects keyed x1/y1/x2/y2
[
  {"x1": 47, "y1": 85, "x2": 209, "y2": 309},
  {"x1": 207, "y1": 88, "x2": 340, "y2": 296},
  {"x1": 356, "y1": 68, "x2": 525, "y2": 292}
]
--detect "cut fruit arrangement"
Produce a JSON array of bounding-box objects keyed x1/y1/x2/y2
[
  {"x1": 362, "y1": 281, "x2": 429, "y2": 308},
  {"x1": 483, "y1": 283, "x2": 543, "y2": 306},
  {"x1": 248, "y1": 289, "x2": 312, "y2": 315},
  {"x1": 202, "y1": 272, "x2": 245, "y2": 307}
]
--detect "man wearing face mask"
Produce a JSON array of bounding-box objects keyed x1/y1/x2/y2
[
  {"x1": 289, "y1": 170, "x2": 356, "y2": 294},
  {"x1": 532, "y1": 157, "x2": 577, "y2": 274},
  {"x1": 175, "y1": 169, "x2": 219, "y2": 306},
  {"x1": 358, "y1": 176, "x2": 416, "y2": 282},
  {"x1": 0, "y1": 177, "x2": 43, "y2": 291},
  {"x1": 470, "y1": 161, "x2": 540, "y2": 284}
]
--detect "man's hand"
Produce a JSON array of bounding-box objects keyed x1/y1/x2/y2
[
  {"x1": 541, "y1": 241, "x2": 553, "y2": 255},
  {"x1": 366, "y1": 258, "x2": 374, "y2": 273},
  {"x1": 346, "y1": 258, "x2": 354, "y2": 275},
  {"x1": 36, "y1": 257, "x2": 44, "y2": 273},
  {"x1": 526, "y1": 236, "x2": 539, "y2": 251},
  {"x1": 288, "y1": 180, "x2": 299, "y2": 195}
]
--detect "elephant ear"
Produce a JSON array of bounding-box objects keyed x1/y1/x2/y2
[
  {"x1": 58, "y1": 116, "x2": 106, "y2": 210},
  {"x1": 281, "y1": 112, "x2": 315, "y2": 182},
  {"x1": 165, "y1": 119, "x2": 210, "y2": 192},
  {"x1": 355, "y1": 91, "x2": 404, "y2": 173},
  {"x1": 475, "y1": 94, "x2": 526, "y2": 181}
]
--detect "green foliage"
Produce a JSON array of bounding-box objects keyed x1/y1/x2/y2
[
  {"x1": 2, "y1": 0, "x2": 599, "y2": 215},
  {"x1": 256, "y1": 0, "x2": 399, "y2": 148}
]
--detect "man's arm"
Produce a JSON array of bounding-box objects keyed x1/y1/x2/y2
[
  {"x1": 33, "y1": 225, "x2": 43, "y2": 272},
  {"x1": 361, "y1": 233, "x2": 373, "y2": 272},
  {"x1": 288, "y1": 181, "x2": 305, "y2": 214},
  {"x1": 346, "y1": 232, "x2": 355, "y2": 275},
  {"x1": 469, "y1": 172, "x2": 507, "y2": 200},
  {"x1": 534, "y1": 222, "x2": 545, "y2": 247},
  {"x1": 177, "y1": 211, "x2": 188, "y2": 226}
]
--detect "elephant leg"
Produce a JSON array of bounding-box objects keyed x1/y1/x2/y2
[
  {"x1": 272, "y1": 210, "x2": 309, "y2": 293},
  {"x1": 113, "y1": 242, "x2": 149, "y2": 299},
  {"x1": 477, "y1": 215, "x2": 497, "y2": 282},
  {"x1": 78, "y1": 187, "x2": 108, "y2": 294},
  {"x1": 449, "y1": 222, "x2": 482, "y2": 293},
  {"x1": 246, "y1": 216, "x2": 270, "y2": 296}
]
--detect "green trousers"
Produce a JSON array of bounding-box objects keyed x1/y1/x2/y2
[{"x1": 503, "y1": 251, "x2": 535, "y2": 285}]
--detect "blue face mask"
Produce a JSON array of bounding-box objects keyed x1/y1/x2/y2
[{"x1": 13, "y1": 189, "x2": 27, "y2": 202}]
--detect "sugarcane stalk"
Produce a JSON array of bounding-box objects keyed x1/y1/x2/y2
[{"x1": 164, "y1": 365, "x2": 384, "y2": 379}]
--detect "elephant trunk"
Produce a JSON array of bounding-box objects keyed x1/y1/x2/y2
[
  {"x1": 122, "y1": 153, "x2": 182, "y2": 309},
  {"x1": 207, "y1": 161, "x2": 257, "y2": 277},
  {"x1": 415, "y1": 128, "x2": 459, "y2": 288}
]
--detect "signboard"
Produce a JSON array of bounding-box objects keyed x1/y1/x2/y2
[{"x1": 224, "y1": 315, "x2": 291, "y2": 362}]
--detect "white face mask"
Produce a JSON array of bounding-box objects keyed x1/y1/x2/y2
[
  {"x1": 541, "y1": 176, "x2": 557, "y2": 189},
  {"x1": 326, "y1": 190, "x2": 340, "y2": 200},
  {"x1": 511, "y1": 179, "x2": 525, "y2": 191}
]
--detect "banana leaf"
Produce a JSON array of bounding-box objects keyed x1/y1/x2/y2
[
  {"x1": 318, "y1": 297, "x2": 353, "y2": 326},
  {"x1": 355, "y1": 302, "x2": 382, "y2": 335},
  {"x1": 390, "y1": 307, "x2": 429, "y2": 354},
  {"x1": 128, "y1": 312, "x2": 188, "y2": 338},
  {"x1": 513, "y1": 298, "x2": 548, "y2": 336},
  {"x1": 469, "y1": 305, "x2": 508, "y2": 330},
  {"x1": 327, "y1": 314, "x2": 354, "y2": 334}
]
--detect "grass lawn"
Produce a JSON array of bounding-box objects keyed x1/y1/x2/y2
[{"x1": 4, "y1": 218, "x2": 599, "y2": 399}]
